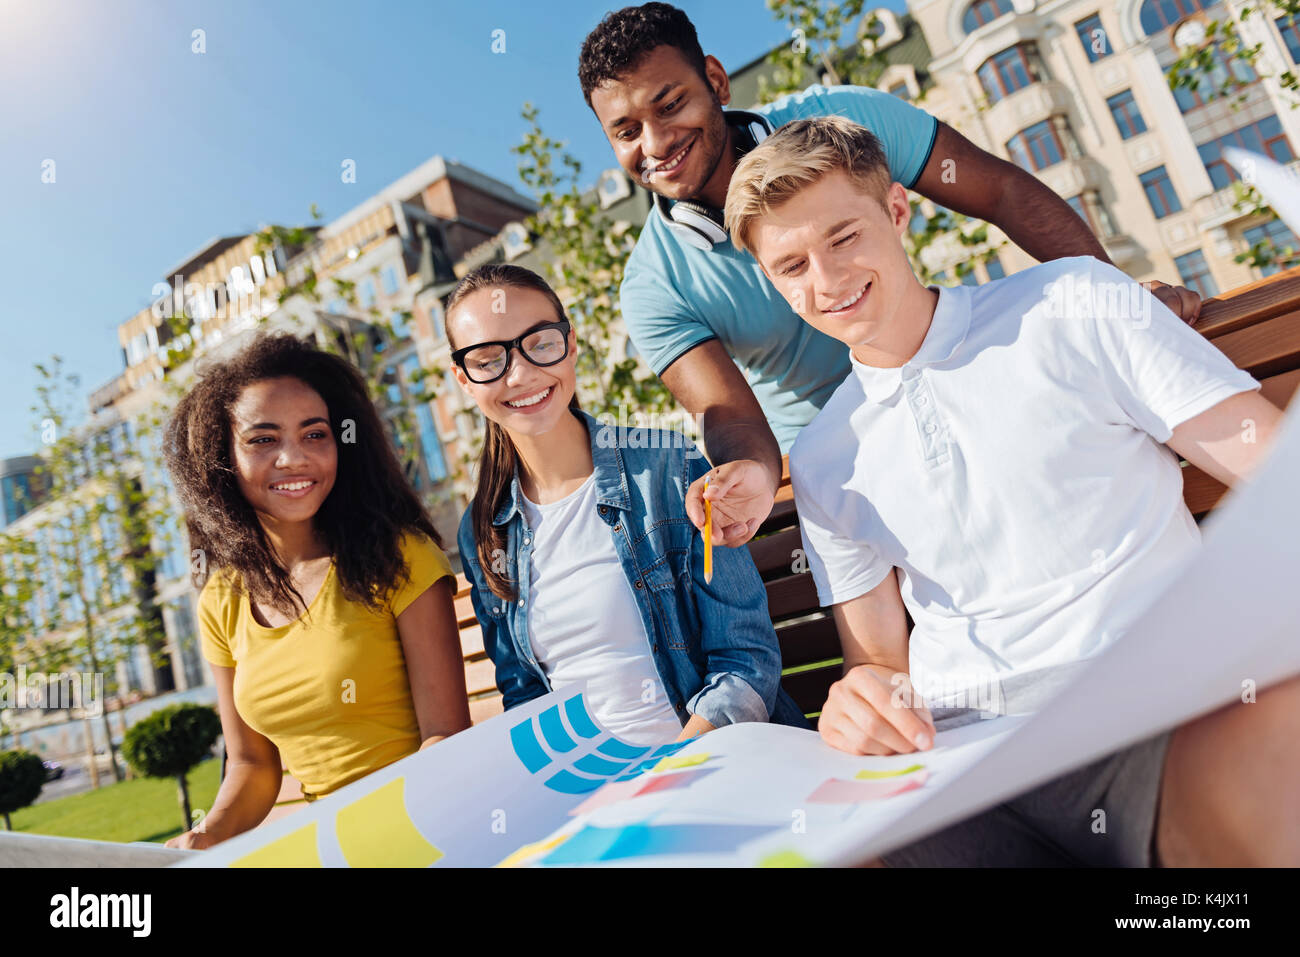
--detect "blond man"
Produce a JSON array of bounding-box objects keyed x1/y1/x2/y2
[{"x1": 725, "y1": 115, "x2": 1298, "y2": 867}]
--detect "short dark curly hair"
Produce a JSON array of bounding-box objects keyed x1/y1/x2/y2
[{"x1": 578, "y1": 3, "x2": 709, "y2": 109}]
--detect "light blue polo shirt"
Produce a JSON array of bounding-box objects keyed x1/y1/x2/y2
[{"x1": 619, "y1": 84, "x2": 939, "y2": 451}]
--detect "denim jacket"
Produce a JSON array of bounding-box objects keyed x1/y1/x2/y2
[{"x1": 457, "y1": 409, "x2": 809, "y2": 732}]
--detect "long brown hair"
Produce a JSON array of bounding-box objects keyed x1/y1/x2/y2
[
  {"x1": 445, "y1": 264, "x2": 581, "y2": 601},
  {"x1": 163, "y1": 331, "x2": 444, "y2": 618}
]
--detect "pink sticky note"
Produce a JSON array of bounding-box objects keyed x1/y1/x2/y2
[
  {"x1": 806, "y1": 770, "x2": 929, "y2": 804},
  {"x1": 632, "y1": 767, "x2": 715, "y2": 796},
  {"x1": 568, "y1": 778, "x2": 648, "y2": 816}
]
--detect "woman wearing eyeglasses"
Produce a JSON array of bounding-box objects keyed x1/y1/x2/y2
[{"x1": 447, "y1": 263, "x2": 808, "y2": 745}]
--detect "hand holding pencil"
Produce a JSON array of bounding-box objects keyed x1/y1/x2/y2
[{"x1": 684, "y1": 459, "x2": 779, "y2": 550}]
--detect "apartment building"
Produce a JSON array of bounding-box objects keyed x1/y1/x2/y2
[{"x1": 907, "y1": 0, "x2": 1300, "y2": 290}]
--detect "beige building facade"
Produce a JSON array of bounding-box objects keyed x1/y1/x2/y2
[{"x1": 907, "y1": 0, "x2": 1300, "y2": 291}]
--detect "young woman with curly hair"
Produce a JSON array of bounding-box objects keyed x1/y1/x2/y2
[{"x1": 162, "y1": 332, "x2": 470, "y2": 849}]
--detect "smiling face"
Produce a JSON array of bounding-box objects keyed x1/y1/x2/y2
[
  {"x1": 447, "y1": 285, "x2": 578, "y2": 439},
  {"x1": 589, "y1": 44, "x2": 733, "y2": 205},
  {"x1": 229, "y1": 376, "x2": 338, "y2": 527},
  {"x1": 749, "y1": 171, "x2": 926, "y2": 362}
]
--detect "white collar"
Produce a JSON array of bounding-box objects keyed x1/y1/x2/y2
[{"x1": 849, "y1": 284, "x2": 972, "y2": 404}]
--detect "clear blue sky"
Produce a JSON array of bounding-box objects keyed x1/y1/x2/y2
[{"x1": 0, "y1": 0, "x2": 906, "y2": 459}]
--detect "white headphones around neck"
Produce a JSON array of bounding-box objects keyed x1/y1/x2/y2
[{"x1": 653, "y1": 110, "x2": 772, "y2": 252}]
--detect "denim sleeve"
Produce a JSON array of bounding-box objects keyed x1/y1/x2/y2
[
  {"x1": 457, "y1": 510, "x2": 546, "y2": 711},
  {"x1": 680, "y1": 447, "x2": 784, "y2": 727}
]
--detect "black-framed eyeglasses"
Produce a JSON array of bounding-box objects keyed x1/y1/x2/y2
[{"x1": 451, "y1": 320, "x2": 572, "y2": 384}]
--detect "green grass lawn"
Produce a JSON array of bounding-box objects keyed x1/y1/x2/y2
[{"x1": 7, "y1": 757, "x2": 222, "y2": 844}]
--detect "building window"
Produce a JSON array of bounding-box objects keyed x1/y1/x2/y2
[
  {"x1": 1139, "y1": 0, "x2": 1212, "y2": 36},
  {"x1": 166, "y1": 597, "x2": 205, "y2": 690},
  {"x1": 415, "y1": 404, "x2": 447, "y2": 484},
  {"x1": 978, "y1": 44, "x2": 1043, "y2": 105},
  {"x1": 1006, "y1": 120, "x2": 1068, "y2": 172},
  {"x1": 962, "y1": 0, "x2": 1013, "y2": 34},
  {"x1": 1198, "y1": 116, "x2": 1295, "y2": 190},
  {"x1": 887, "y1": 81, "x2": 911, "y2": 101},
  {"x1": 389, "y1": 309, "x2": 410, "y2": 340},
  {"x1": 1280, "y1": 16, "x2": 1300, "y2": 63},
  {"x1": 1243, "y1": 219, "x2": 1300, "y2": 277},
  {"x1": 1075, "y1": 14, "x2": 1113, "y2": 62},
  {"x1": 985, "y1": 253, "x2": 1006, "y2": 280},
  {"x1": 1168, "y1": 43, "x2": 1257, "y2": 112},
  {"x1": 956, "y1": 262, "x2": 979, "y2": 286},
  {"x1": 381, "y1": 264, "x2": 401, "y2": 296},
  {"x1": 1139, "y1": 166, "x2": 1183, "y2": 219},
  {"x1": 402, "y1": 358, "x2": 446, "y2": 484},
  {"x1": 1174, "y1": 250, "x2": 1219, "y2": 299},
  {"x1": 358, "y1": 278, "x2": 377, "y2": 309},
  {"x1": 1106, "y1": 90, "x2": 1148, "y2": 140}
]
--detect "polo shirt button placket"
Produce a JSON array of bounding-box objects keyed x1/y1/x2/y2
[{"x1": 905, "y1": 368, "x2": 946, "y2": 467}]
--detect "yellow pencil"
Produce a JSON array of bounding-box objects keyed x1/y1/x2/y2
[{"x1": 703, "y1": 477, "x2": 713, "y2": 583}]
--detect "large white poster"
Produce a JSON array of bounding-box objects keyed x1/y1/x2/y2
[{"x1": 177, "y1": 685, "x2": 1021, "y2": 868}]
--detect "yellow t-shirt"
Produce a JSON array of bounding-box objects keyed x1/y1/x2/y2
[{"x1": 197, "y1": 530, "x2": 454, "y2": 797}]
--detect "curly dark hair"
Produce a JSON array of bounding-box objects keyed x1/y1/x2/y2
[
  {"x1": 163, "y1": 331, "x2": 444, "y2": 619},
  {"x1": 578, "y1": 3, "x2": 709, "y2": 108}
]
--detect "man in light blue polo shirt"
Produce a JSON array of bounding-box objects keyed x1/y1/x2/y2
[
  {"x1": 578, "y1": 3, "x2": 1202, "y2": 546},
  {"x1": 620, "y1": 82, "x2": 935, "y2": 452}
]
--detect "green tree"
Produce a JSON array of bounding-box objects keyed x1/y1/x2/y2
[
  {"x1": 121, "y1": 703, "x2": 221, "y2": 831},
  {"x1": 1166, "y1": 3, "x2": 1298, "y2": 111},
  {"x1": 0, "y1": 531, "x2": 39, "y2": 751},
  {"x1": 758, "y1": 0, "x2": 889, "y2": 105},
  {"x1": 19, "y1": 358, "x2": 152, "y2": 786},
  {"x1": 0, "y1": 749, "x2": 46, "y2": 830}
]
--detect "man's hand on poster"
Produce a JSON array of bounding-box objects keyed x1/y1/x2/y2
[{"x1": 819, "y1": 664, "x2": 936, "y2": 757}]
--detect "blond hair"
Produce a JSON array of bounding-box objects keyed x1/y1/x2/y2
[{"x1": 725, "y1": 115, "x2": 893, "y2": 257}]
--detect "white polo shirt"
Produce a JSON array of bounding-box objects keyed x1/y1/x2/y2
[{"x1": 789, "y1": 256, "x2": 1259, "y2": 713}]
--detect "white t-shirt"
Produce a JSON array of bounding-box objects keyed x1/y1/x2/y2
[
  {"x1": 790, "y1": 256, "x2": 1260, "y2": 714},
  {"x1": 520, "y1": 472, "x2": 683, "y2": 744}
]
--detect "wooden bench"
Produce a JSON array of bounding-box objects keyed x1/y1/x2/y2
[{"x1": 260, "y1": 264, "x2": 1300, "y2": 816}]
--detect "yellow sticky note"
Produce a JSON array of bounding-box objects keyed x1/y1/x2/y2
[
  {"x1": 232, "y1": 821, "x2": 322, "y2": 868},
  {"x1": 497, "y1": 831, "x2": 572, "y2": 868},
  {"x1": 335, "y1": 777, "x2": 443, "y2": 868},
  {"x1": 855, "y1": 763, "x2": 925, "y2": 780},
  {"x1": 759, "y1": 849, "x2": 817, "y2": 868},
  {"x1": 651, "y1": 752, "x2": 711, "y2": 773}
]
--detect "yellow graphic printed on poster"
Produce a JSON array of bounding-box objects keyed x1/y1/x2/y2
[
  {"x1": 231, "y1": 821, "x2": 322, "y2": 868},
  {"x1": 335, "y1": 777, "x2": 443, "y2": 868}
]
